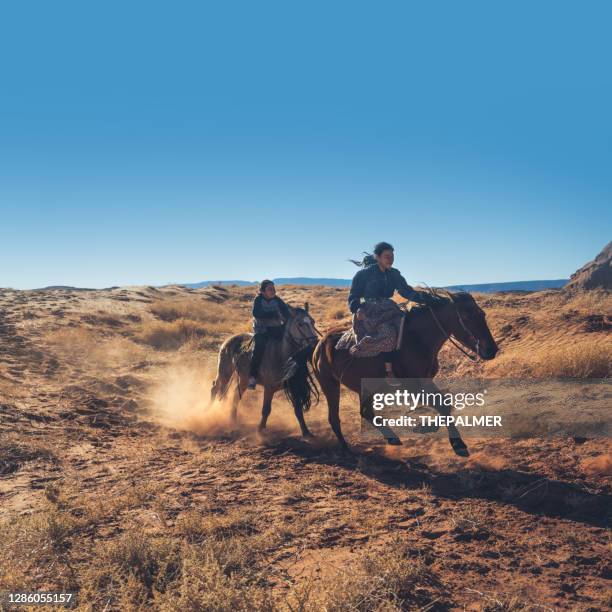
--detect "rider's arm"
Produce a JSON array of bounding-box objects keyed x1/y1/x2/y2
[
  {"x1": 395, "y1": 269, "x2": 431, "y2": 304},
  {"x1": 348, "y1": 270, "x2": 366, "y2": 313},
  {"x1": 252, "y1": 295, "x2": 280, "y2": 319},
  {"x1": 276, "y1": 298, "x2": 291, "y2": 319}
]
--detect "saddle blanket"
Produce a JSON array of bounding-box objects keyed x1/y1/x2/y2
[{"x1": 335, "y1": 299, "x2": 406, "y2": 358}]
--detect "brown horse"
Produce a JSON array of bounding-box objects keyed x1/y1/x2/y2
[{"x1": 311, "y1": 291, "x2": 498, "y2": 456}]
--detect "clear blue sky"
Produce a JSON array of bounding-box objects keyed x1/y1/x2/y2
[{"x1": 1, "y1": 1, "x2": 610, "y2": 289}]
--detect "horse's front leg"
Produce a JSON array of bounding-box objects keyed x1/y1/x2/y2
[
  {"x1": 293, "y1": 402, "x2": 314, "y2": 438},
  {"x1": 425, "y1": 381, "x2": 469, "y2": 457},
  {"x1": 258, "y1": 386, "x2": 274, "y2": 431},
  {"x1": 360, "y1": 393, "x2": 402, "y2": 446}
]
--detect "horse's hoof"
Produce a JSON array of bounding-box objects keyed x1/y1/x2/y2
[
  {"x1": 451, "y1": 439, "x2": 469, "y2": 457},
  {"x1": 387, "y1": 437, "x2": 403, "y2": 446},
  {"x1": 302, "y1": 431, "x2": 315, "y2": 439}
]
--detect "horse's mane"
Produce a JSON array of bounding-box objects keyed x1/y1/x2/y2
[
  {"x1": 420, "y1": 286, "x2": 471, "y2": 301},
  {"x1": 407, "y1": 287, "x2": 472, "y2": 316}
]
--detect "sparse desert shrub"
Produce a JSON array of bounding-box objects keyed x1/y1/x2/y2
[
  {"x1": 137, "y1": 318, "x2": 209, "y2": 350},
  {"x1": 155, "y1": 541, "x2": 274, "y2": 612},
  {"x1": 481, "y1": 594, "x2": 533, "y2": 611},
  {"x1": 286, "y1": 544, "x2": 442, "y2": 611},
  {"x1": 0, "y1": 508, "x2": 80, "y2": 591},
  {"x1": 79, "y1": 525, "x2": 274, "y2": 611},
  {"x1": 175, "y1": 508, "x2": 258, "y2": 542},
  {"x1": 79, "y1": 529, "x2": 181, "y2": 609},
  {"x1": 449, "y1": 506, "x2": 492, "y2": 541}
]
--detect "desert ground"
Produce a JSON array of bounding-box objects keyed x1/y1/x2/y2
[{"x1": 0, "y1": 284, "x2": 610, "y2": 611}]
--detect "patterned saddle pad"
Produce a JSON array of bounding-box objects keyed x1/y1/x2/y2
[{"x1": 335, "y1": 299, "x2": 406, "y2": 358}]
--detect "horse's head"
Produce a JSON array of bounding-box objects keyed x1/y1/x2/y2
[
  {"x1": 286, "y1": 302, "x2": 318, "y2": 349},
  {"x1": 437, "y1": 292, "x2": 498, "y2": 360}
]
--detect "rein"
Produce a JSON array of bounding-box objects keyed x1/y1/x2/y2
[{"x1": 426, "y1": 304, "x2": 480, "y2": 362}]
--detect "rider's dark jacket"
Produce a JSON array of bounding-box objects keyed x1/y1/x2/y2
[
  {"x1": 348, "y1": 264, "x2": 429, "y2": 313},
  {"x1": 252, "y1": 294, "x2": 290, "y2": 333}
]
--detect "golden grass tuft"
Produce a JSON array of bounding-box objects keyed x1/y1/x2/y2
[
  {"x1": 142, "y1": 296, "x2": 250, "y2": 349},
  {"x1": 150, "y1": 297, "x2": 241, "y2": 326},
  {"x1": 137, "y1": 318, "x2": 210, "y2": 350},
  {"x1": 491, "y1": 340, "x2": 611, "y2": 378}
]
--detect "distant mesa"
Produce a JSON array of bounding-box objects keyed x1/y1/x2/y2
[
  {"x1": 565, "y1": 242, "x2": 612, "y2": 291},
  {"x1": 183, "y1": 278, "x2": 569, "y2": 293}
]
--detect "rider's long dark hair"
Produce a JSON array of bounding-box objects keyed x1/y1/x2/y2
[
  {"x1": 282, "y1": 345, "x2": 319, "y2": 413},
  {"x1": 350, "y1": 241, "x2": 394, "y2": 267}
]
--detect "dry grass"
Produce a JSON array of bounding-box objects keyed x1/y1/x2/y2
[
  {"x1": 0, "y1": 435, "x2": 58, "y2": 476},
  {"x1": 449, "y1": 505, "x2": 492, "y2": 541},
  {"x1": 0, "y1": 506, "x2": 80, "y2": 592},
  {"x1": 142, "y1": 296, "x2": 250, "y2": 350},
  {"x1": 1, "y1": 284, "x2": 610, "y2": 610},
  {"x1": 175, "y1": 508, "x2": 259, "y2": 541},
  {"x1": 150, "y1": 297, "x2": 234, "y2": 325},
  {"x1": 136, "y1": 318, "x2": 211, "y2": 350},
  {"x1": 474, "y1": 289, "x2": 612, "y2": 379},
  {"x1": 0, "y1": 480, "x2": 276, "y2": 609},
  {"x1": 490, "y1": 338, "x2": 611, "y2": 378},
  {"x1": 286, "y1": 544, "x2": 443, "y2": 611}
]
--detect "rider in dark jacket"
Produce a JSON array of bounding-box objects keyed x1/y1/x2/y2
[
  {"x1": 348, "y1": 264, "x2": 425, "y2": 313},
  {"x1": 248, "y1": 280, "x2": 291, "y2": 389},
  {"x1": 349, "y1": 242, "x2": 433, "y2": 379}
]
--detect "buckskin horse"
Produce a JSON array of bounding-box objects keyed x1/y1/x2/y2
[
  {"x1": 211, "y1": 305, "x2": 319, "y2": 437},
  {"x1": 311, "y1": 291, "x2": 498, "y2": 456}
]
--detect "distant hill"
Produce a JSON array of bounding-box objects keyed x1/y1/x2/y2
[
  {"x1": 184, "y1": 280, "x2": 257, "y2": 289},
  {"x1": 34, "y1": 285, "x2": 100, "y2": 291},
  {"x1": 182, "y1": 278, "x2": 568, "y2": 293},
  {"x1": 272, "y1": 277, "x2": 352, "y2": 287}
]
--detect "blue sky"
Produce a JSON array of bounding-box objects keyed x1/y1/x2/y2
[{"x1": 1, "y1": 1, "x2": 610, "y2": 289}]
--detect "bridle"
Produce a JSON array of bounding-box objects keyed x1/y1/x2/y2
[
  {"x1": 427, "y1": 301, "x2": 480, "y2": 362},
  {"x1": 285, "y1": 314, "x2": 319, "y2": 352}
]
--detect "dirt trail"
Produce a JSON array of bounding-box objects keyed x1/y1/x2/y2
[{"x1": 0, "y1": 286, "x2": 610, "y2": 610}]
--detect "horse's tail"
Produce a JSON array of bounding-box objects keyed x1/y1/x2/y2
[
  {"x1": 282, "y1": 344, "x2": 319, "y2": 413},
  {"x1": 211, "y1": 334, "x2": 251, "y2": 402}
]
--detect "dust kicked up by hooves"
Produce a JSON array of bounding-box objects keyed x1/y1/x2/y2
[{"x1": 145, "y1": 365, "x2": 299, "y2": 438}]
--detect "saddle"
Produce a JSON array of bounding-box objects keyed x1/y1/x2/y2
[{"x1": 335, "y1": 299, "x2": 406, "y2": 358}]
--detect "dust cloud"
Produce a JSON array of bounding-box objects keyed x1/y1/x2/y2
[{"x1": 146, "y1": 366, "x2": 236, "y2": 435}]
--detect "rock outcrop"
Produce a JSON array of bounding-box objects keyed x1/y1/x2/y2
[{"x1": 565, "y1": 242, "x2": 612, "y2": 290}]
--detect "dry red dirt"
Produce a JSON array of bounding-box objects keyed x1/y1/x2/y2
[{"x1": 0, "y1": 285, "x2": 610, "y2": 611}]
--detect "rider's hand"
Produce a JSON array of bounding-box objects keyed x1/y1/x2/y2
[{"x1": 355, "y1": 308, "x2": 366, "y2": 321}]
